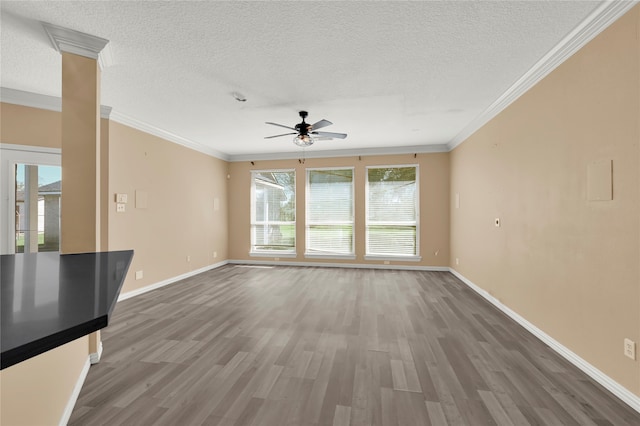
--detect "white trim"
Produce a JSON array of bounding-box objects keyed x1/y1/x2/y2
[
  {"x1": 59, "y1": 356, "x2": 91, "y2": 426},
  {"x1": 449, "y1": 268, "x2": 640, "y2": 414},
  {"x1": 229, "y1": 259, "x2": 448, "y2": 271},
  {"x1": 0, "y1": 142, "x2": 61, "y2": 155},
  {"x1": 1, "y1": 88, "x2": 113, "y2": 119},
  {"x1": 249, "y1": 251, "x2": 297, "y2": 258},
  {"x1": 117, "y1": 260, "x2": 228, "y2": 302},
  {"x1": 1, "y1": 88, "x2": 61, "y2": 112},
  {"x1": 42, "y1": 22, "x2": 112, "y2": 69},
  {"x1": 89, "y1": 341, "x2": 103, "y2": 365},
  {"x1": 109, "y1": 110, "x2": 229, "y2": 161},
  {"x1": 100, "y1": 105, "x2": 113, "y2": 119},
  {"x1": 447, "y1": 0, "x2": 639, "y2": 151},
  {"x1": 228, "y1": 144, "x2": 449, "y2": 162},
  {"x1": 0, "y1": 88, "x2": 228, "y2": 160}
]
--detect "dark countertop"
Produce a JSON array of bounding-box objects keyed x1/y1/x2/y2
[{"x1": 1, "y1": 250, "x2": 133, "y2": 369}]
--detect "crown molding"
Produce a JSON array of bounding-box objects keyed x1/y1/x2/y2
[
  {"x1": 447, "y1": 0, "x2": 639, "y2": 151},
  {"x1": 108, "y1": 110, "x2": 230, "y2": 161},
  {"x1": 42, "y1": 22, "x2": 113, "y2": 69},
  {"x1": 227, "y1": 143, "x2": 449, "y2": 162},
  {"x1": 1, "y1": 88, "x2": 112, "y2": 119},
  {"x1": 1, "y1": 87, "x2": 60, "y2": 112},
  {"x1": 1, "y1": 87, "x2": 228, "y2": 160},
  {"x1": 100, "y1": 105, "x2": 113, "y2": 119}
]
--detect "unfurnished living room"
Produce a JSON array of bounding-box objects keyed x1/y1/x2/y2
[{"x1": 0, "y1": 1, "x2": 639, "y2": 425}]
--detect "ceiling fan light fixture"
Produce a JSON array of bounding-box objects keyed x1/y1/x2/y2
[{"x1": 293, "y1": 134, "x2": 314, "y2": 147}]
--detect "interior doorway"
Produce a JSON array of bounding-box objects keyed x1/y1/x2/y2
[{"x1": 0, "y1": 144, "x2": 61, "y2": 254}]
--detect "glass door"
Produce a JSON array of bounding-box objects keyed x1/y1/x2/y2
[{"x1": 14, "y1": 164, "x2": 61, "y2": 253}]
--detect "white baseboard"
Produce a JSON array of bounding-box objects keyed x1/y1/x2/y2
[
  {"x1": 89, "y1": 341, "x2": 103, "y2": 365},
  {"x1": 117, "y1": 260, "x2": 229, "y2": 302},
  {"x1": 449, "y1": 268, "x2": 640, "y2": 414},
  {"x1": 59, "y1": 356, "x2": 91, "y2": 426},
  {"x1": 229, "y1": 259, "x2": 449, "y2": 272}
]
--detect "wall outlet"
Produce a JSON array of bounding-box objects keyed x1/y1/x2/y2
[
  {"x1": 135, "y1": 270, "x2": 143, "y2": 280},
  {"x1": 624, "y1": 338, "x2": 636, "y2": 360},
  {"x1": 213, "y1": 251, "x2": 217, "y2": 258},
  {"x1": 116, "y1": 203, "x2": 125, "y2": 213}
]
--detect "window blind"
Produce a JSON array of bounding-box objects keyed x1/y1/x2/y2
[
  {"x1": 366, "y1": 166, "x2": 417, "y2": 256},
  {"x1": 306, "y1": 169, "x2": 354, "y2": 255},
  {"x1": 251, "y1": 170, "x2": 295, "y2": 252}
]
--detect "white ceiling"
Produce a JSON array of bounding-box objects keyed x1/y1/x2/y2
[{"x1": 0, "y1": 1, "x2": 626, "y2": 161}]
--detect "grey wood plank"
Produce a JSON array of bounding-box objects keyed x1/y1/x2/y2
[{"x1": 67, "y1": 266, "x2": 640, "y2": 426}]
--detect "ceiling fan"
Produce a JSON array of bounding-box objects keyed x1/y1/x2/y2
[{"x1": 265, "y1": 111, "x2": 347, "y2": 147}]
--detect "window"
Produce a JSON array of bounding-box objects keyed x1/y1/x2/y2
[
  {"x1": 306, "y1": 168, "x2": 354, "y2": 258},
  {"x1": 250, "y1": 170, "x2": 296, "y2": 256},
  {"x1": 366, "y1": 165, "x2": 420, "y2": 259}
]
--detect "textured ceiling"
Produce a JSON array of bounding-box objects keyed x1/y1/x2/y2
[{"x1": 0, "y1": 1, "x2": 608, "y2": 159}]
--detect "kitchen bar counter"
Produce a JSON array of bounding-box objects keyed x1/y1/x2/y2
[{"x1": 1, "y1": 250, "x2": 133, "y2": 369}]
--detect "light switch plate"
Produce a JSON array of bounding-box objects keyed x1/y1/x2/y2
[{"x1": 116, "y1": 193, "x2": 128, "y2": 203}]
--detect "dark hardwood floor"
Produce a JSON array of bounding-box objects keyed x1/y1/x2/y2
[{"x1": 69, "y1": 265, "x2": 639, "y2": 425}]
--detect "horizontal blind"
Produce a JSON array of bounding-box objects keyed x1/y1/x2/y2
[
  {"x1": 367, "y1": 167, "x2": 417, "y2": 256},
  {"x1": 307, "y1": 169, "x2": 353, "y2": 255},
  {"x1": 252, "y1": 171, "x2": 295, "y2": 251}
]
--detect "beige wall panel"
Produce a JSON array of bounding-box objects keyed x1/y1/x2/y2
[
  {"x1": 450, "y1": 7, "x2": 639, "y2": 395},
  {"x1": 0, "y1": 336, "x2": 88, "y2": 426},
  {"x1": 0, "y1": 103, "x2": 61, "y2": 147},
  {"x1": 108, "y1": 121, "x2": 228, "y2": 293},
  {"x1": 60, "y1": 52, "x2": 100, "y2": 254},
  {"x1": 228, "y1": 153, "x2": 450, "y2": 267}
]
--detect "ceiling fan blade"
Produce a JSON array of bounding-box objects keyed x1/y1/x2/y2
[
  {"x1": 265, "y1": 132, "x2": 297, "y2": 139},
  {"x1": 310, "y1": 119, "x2": 332, "y2": 130},
  {"x1": 312, "y1": 131, "x2": 347, "y2": 139},
  {"x1": 266, "y1": 122, "x2": 297, "y2": 131}
]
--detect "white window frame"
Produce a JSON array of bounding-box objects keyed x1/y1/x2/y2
[
  {"x1": 249, "y1": 169, "x2": 297, "y2": 257},
  {"x1": 305, "y1": 167, "x2": 355, "y2": 260},
  {"x1": 0, "y1": 144, "x2": 61, "y2": 255},
  {"x1": 364, "y1": 164, "x2": 421, "y2": 261}
]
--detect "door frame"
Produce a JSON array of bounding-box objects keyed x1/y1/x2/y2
[{"x1": 0, "y1": 143, "x2": 61, "y2": 254}]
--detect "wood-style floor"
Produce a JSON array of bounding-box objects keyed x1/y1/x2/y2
[{"x1": 69, "y1": 266, "x2": 639, "y2": 425}]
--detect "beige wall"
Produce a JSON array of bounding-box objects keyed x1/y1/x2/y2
[
  {"x1": 228, "y1": 153, "x2": 450, "y2": 267},
  {"x1": 450, "y1": 6, "x2": 640, "y2": 396},
  {"x1": 0, "y1": 337, "x2": 89, "y2": 426},
  {"x1": 108, "y1": 121, "x2": 229, "y2": 293},
  {"x1": 0, "y1": 103, "x2": 61, "y2": 148}
]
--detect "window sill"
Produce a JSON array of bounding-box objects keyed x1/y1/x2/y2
[
  {"x1": 364, "y1": 255, "x2": 422, "y2": 262},
  {"x1": 304, "y1": 253, "x2": 356, "y2": 260},
  {"x1": 249, "y1": 251, "x2": 297, "y2": 258}
]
